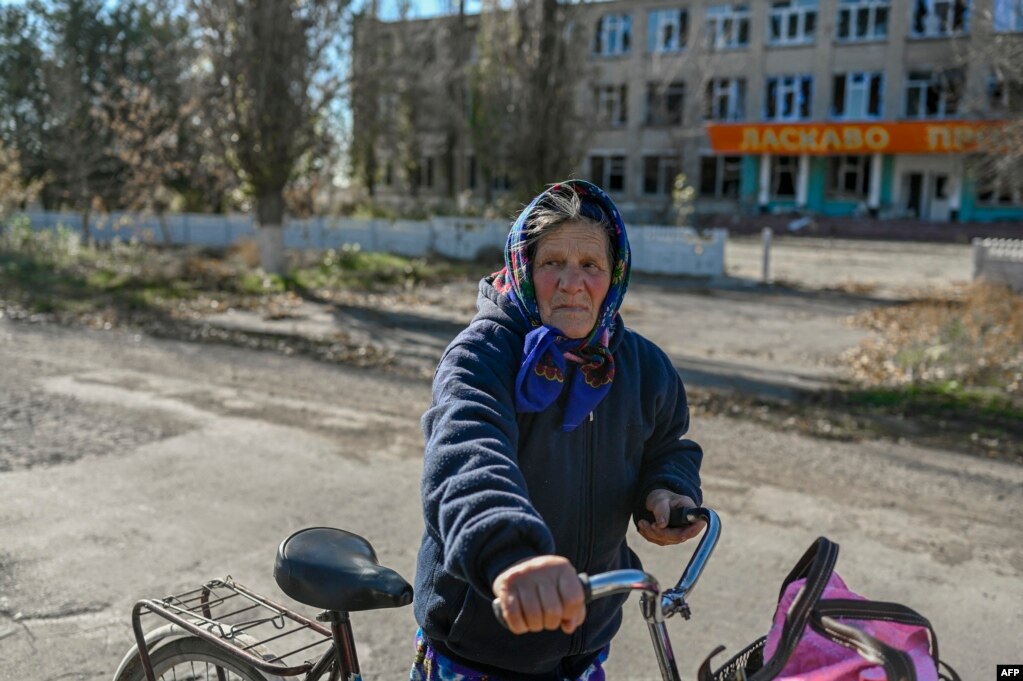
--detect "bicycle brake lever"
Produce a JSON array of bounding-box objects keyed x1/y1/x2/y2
[{"x1": 660, "y1": 587, "x2": 692, "y2": 620}]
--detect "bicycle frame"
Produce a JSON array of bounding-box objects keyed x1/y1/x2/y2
[{"x1": 127, "y1": 508, "x2": 719, "y2": 681}]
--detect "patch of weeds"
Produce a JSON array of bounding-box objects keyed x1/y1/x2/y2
[
  {"x1": 238, "y1": 271, "x2": 287, "y2": 294},
  {"x1": 0, "y1": 225, "x2": 481, "y2": 372},
  {"x1": 846, "y1": 282, "x2": 1023, "y2": 399},
  {"x1": 821, "y1": 384, "x2": 1022, "y2": 462},
  {"x1": 85, "y1": 268, "x2": 131, "y2": 290},
  {"x1": 830, "y1": 284, "x2": 1023, "y2": 462},
  {"x1": 292, "y1": 244, "x2": 482, "y2": 293}
]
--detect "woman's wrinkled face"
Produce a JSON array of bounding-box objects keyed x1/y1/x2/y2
[{"x1": 532, "y1": 221, "x2": 612, "y2": 339}]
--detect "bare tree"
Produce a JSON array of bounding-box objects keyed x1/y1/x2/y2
[
  {"x1": 441, "y1": 0, "x2": 470, "y2": 201},
  {"x1": 961, "y1": 4, "x2": 1023, "y2": 199},
  {"x1": 471, "y1": 0, "x2": 591, "y2": 201},
  {"x1": 0, "y1": 4, "x2": 49, "y2": 200},
  {"x1": 95, "y1": 1, "x2": 199, "y2": 243},
  {"x1": 350, "y1": 1, "x2": 384, "y2": 197},
  {"x1": 40, "y1": 0, "x2": 126, "y2": 241},
  {"x1": 349, "y1": 0, "x2": 590, "y2": 206},
  {"x1": 102, "y1": 79, "x2": 198, "y2": 243},
  {"x1": 191, "y1": 0, "x2": 350, "y2": 274},
  {"x1": 0, "y1": 141, "x2": 46, "y2": 223}
]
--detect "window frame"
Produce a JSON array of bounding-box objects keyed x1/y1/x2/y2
[
  {"x1": 993, "y1": 0, "x2": 1023, "y2": 31},
  {"x1": 648, "y1": 8, "x2": 689, "y2": 53},
  {"x1": 909, "y1": 0, "x2": 971, "y2": 38},
  {"x1": 590, "y1": 154, "x2": 627, "y2": 193},
  {"x1": 904, "y1": 69, "x2": 963, "y2": 119},
  {"x1": 975, "y1": 161, "x2": 1023, "y2": 205},
  {"x1": 988, "y1": 71, "x2": 1023, "y2": 113},
  {"x1": 771, "y1": 155, "x2": 799, "y2": 198},
  {"x1": 595, "y1": 84, "x2": 629, "y2": 127},
  {"x1": 490, "y1": 170, "x2": 512, "y2": 192},
  {"x1": 646, "y1": 81, "x2": 686, "y2": 126},
  {"x1": 704, "y1": 77, "x2": 747, "y2": 121},
  {"x1": 835, "y1": 0, "x2": 890, "y2": 41},
  {"x1": 705, "y1": 4, "x2": 751, "y2": 49},
  {"x1": 594, "y1": 13, "x2": 633, "y2": 56},
  {"x1": 765, "y1": 74, "x2": 814, "y2": 121},
  {"x1": 826, "y1": 155, "x2": 873, "y2": 198},
  {"x1": 642, "y1": 155, "x2": 682, "y2": 196},
  {"x1": 767, "y1": 0, "x2": 819, "y2": 46},
  {"x1": 832, "y1": 71, "x2": 884, "y2": 119},
  {"x1": 699, "y1": 155, "x2": 743, "y2": 198}
]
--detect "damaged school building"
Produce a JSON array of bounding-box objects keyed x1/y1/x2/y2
[{"x1": 354, "y1": 0, "x2": 1023, "y2": 224}]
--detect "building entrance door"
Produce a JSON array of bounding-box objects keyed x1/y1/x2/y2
[
  {"x1": 929, "y1": 174, "x2": 951, "y2": 222},
  {"x1": 904, "y1": 173, "x2": 924, "y2": 218},
  {"x1": 901, "y1": 172, "x2": 954, "y2": 221},
  {"x1": 895, "y1": 156, "x2": 960, "y2": 222}
]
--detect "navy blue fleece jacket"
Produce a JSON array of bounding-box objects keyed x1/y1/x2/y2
[{"x1": 414, "y1": 276, "x2": 703, "y2": 676}]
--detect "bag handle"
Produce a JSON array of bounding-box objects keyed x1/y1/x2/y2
[
  {"x1": 814, "y1": 599, "x2": 962, "y2": 681},
  {"x1": 746, "y1": 537, "x2": 840, "y2": 681},
  {"x1": 809, "y1": 610, "x2": 917, "y2": 681},
  {"x1": 815, "y1": 599, "x2": 940, "y2": 662}
]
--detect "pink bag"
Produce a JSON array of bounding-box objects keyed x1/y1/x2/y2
[
  {"x1": 764, "y1": 572, "x2": 938, "y2": 680},
  {"x1": 698, "y1": 538, "x2": 960, "y2": 681}
]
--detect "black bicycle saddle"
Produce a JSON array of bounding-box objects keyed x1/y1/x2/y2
[{"x1": 274, "y1": 527, "x2": 413, "y2": 612}]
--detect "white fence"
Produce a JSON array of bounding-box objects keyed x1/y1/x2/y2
[
  {"x1": 19, "y1": 211, "x2": 727, "y2": 278},
  {"x1": 973, "y1": 238, "x2": 1023, "y2": 292}
]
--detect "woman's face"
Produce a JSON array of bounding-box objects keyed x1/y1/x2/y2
[{"x1": 532, "y1": 221, "x2": 612, "y2": 339}]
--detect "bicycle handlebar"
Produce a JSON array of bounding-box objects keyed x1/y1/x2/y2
[{"x1": 491, "y1": 507, "x2": 720, "y2": 630}]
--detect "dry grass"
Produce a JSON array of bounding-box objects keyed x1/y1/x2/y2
[{"x1": 845, "y1": 282, "x2": 1023, "y2": 398}]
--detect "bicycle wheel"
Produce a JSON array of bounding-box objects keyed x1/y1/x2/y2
[{"x1": 122, "y1": 636, "x2": 268, "y2": 681}]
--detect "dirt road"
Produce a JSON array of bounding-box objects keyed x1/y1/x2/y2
[{"x1": 1, "y1": 237, "x2": 1019, "y2": 680}]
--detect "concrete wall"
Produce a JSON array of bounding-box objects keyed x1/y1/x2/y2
[
  {"x1": 973, "y1": 238, "x2": 1023, "y2": 291},
  {"x1": 20, "y1": 211, "x2": 727, "y2": 278}
]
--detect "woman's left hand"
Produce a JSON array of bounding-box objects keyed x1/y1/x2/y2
[{"x1": 637, "y1": 490, "x2": 705, "y2": 546}]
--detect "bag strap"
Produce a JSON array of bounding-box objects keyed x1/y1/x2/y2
[
  {"x1": 809, "y1": 610, "x2": 917, "y2": 681},
  {"x1": 746, "y1": 537, "x2": 840, "y2": 681},
  {"x1": 777, "y1": 537, "x2": 838, "y2": 601},
  {"x1": 814, "y1": 600, "x2": 962, "y2": 681},
  {"x1": 939, "y1": 660, "x2": 963, "y2": 681},
  {"x1": 815, "y1": 599, "x2": 940, "y2": 662}
]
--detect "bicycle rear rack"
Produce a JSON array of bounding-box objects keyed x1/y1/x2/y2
[{"x1": 132, "y1": 576, "x2": 336, "y2": 679}]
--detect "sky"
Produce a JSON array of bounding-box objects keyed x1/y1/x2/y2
[{"x1": 377, "y1": 0, "x2": 482, "y2": 20}]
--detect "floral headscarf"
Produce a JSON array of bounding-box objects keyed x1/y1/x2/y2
[{"x1": 492, "y1": 180, "x2": 631, "y2": 431}]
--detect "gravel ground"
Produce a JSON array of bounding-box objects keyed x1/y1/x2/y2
[{"x1": 2, "y1": 236, "x2": 1019, "y2": 681}]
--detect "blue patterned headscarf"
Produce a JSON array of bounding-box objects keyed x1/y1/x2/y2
[{"x1": 492, "y1": 180, "x2": 632, "y2": 431}]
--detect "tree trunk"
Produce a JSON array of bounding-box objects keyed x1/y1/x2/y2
[
  {"x1": 157, "y1": 210, "x2": 173, "y2": 246},
  {"x1": 256, "y1": 191, "x2": 286, "y2": 275},
  {"x1": 81, "y1": 205, "x2": 92, "y2": 243}
]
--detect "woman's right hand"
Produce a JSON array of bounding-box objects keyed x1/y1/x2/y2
[{"x1": 491, "y1": 555, "x2": 586, "y2": 635}]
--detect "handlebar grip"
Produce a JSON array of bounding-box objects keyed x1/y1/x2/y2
[
  {"x1": 637, "y1": 506, "x2": 701, "y2": 528},
  {"x1": 491, "y1": 573, "x2": 593, "y2": 630}
]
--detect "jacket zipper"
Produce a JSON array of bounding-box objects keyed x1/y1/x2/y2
[
  {"x1": 570, "y1": 410, "x2": 596, "y2": 658},
  {"x1": 583, "y1": 410, "x2": 595, "y2": 571}
]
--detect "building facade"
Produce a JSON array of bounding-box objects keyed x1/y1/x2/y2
[{"x1": 356, "y1": 0, "x2": 1023, "y2": 223}]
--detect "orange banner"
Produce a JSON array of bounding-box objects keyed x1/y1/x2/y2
[{"x1": 706, "y1": 120, "x2": 1006, "y2": 155}]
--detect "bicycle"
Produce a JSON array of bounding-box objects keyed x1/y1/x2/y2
[{"x1": 112, "y1": 507, "x2": 720, "y2": 681}]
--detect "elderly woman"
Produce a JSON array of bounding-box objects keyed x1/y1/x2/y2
[{"x1": 412, "y1": 180, "x2": 704, "y2": 681}]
